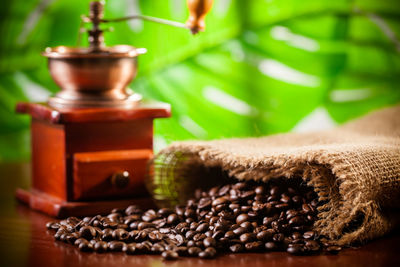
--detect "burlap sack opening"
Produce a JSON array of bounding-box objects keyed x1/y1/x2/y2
[{"x1": 154, "y1": 105, "x2": 400, "y2": 246}]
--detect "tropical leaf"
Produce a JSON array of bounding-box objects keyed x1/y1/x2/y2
[{"x1": 0, "y1": 0, "x2": 399, "y2": 161}]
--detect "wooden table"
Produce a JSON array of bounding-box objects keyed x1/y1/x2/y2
[{"x1": 1, "y1": 162, "x2": 399, "y2": 267}]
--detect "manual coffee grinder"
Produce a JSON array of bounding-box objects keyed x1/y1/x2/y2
[{"x1": 16, "y1": 0, "x2": 213, "y2": 218}]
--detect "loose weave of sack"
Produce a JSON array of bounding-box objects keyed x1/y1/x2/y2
[{"x1": 156, "y1": 105, "x2": 400, "y2": 245}]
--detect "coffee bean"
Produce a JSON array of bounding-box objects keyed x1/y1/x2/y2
[
  {"x1": 270, "y1": 186, "x2": 280, "y2": 196},
  {"x1": 281, "y1": 195, "x2": 291, "y2": 204},
  {"x1": 175, "y1": 246, "x2": 188, "y2": 256},
  {"x1": 184, "y1": 209, "x2": 196, "y2": 218},
  {"x1": 195, "y1": 222, "x2": 209, "y2": 233},
  {"x1": 265, "y1": 241, "x2": 278, "y2": 251},
  {"x1": 229, "y1": 243, "x2": 244, "y2": 253},
  {"x1": 151, "y1": 243, "x2": 165, "y2": 254},
  {"x1": 203, "y1": 237, "x2": 216, "y2": 247},
  {"x1": 291, "y1": 232, "x2": 302, "y2": 240},
  {"x1": 236, "y1": 214, "x2": 249, "y2": 224},
  {"x1": 162, "y1": 250, "x2": 178, "y2": 260},
  {"x1": 112, "y1": 229, "x2": 129, "y2": 241},
  {"x1": 65, "y1": 233, "x2": 79, "y2": 244},
  {"x1": 255, "y1": 186, "x2": 265, "y2": 195},
  {"x1": 199, "y1": 247, "x2": 217, "y2": 259},
  {"x1": 240, "y1": 233, "x2": 255, "y2": 243},
  {"x1": 108, "y1": 241, "x2": 126, "y2": 252},
  {"x1": 137, "y1": 222, "x2": 156, "y2": 230},
  {"x1": 303, "y1": 231, "x2": 315, "y2": 239},
  {"x1": 148, "y1": 230, "x2": 163, "y2": 242},
  {"x1": 240, "y1": 221, "x2": 253, "y2": 231},
  {"x1": 243, "y1": 241, "x2": 262, "y2": 251},
  {"x1": 198, "y1": 198, "x2": 212, "y2": 209},
  {"x1": 289, "y1": 216, "x2": 305, "y2": 226},
  {"x1": 135, "y1": 242, "x2": 151, "y2": 253},
  {"x1": 256, "y1": 230, "x2": 273, "y2": 242},
  {"x1": 79, "y1": 226, "x2": 96, "y2": 240},
  {"x1": 326, "y1": 245, "x2": 342, "y2": 254},
  {"x1": 94, "y1": 241, "x2": 108, "y2": 253},
  {"x1": 78, "y1": 241, "x2": 93, "y2": 252},
  {"x1": 188, "y1": 246, "x2": 202, "y2": 256},
  {"x1": 305, "y1": 240, "x2": 320, "y2": 252},
  {"x1": 46, "y1": 221, "x2": 60, "y2": 230},
  {"x1": 273, "y1": 233, "x2": 285, "y2": 243},
  {"x1": 287, "y1": 244, "x2": 305, "y2": 255},
  {"x1": 47, "y1": 178, "x2": 339, "y2": 259},
  {"x1": 233, "y1": 227, "x2": 247, "y2": 236}
]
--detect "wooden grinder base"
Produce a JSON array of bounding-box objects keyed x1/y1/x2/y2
[
  {"x1": 16, "y1": 102, "x2": 170, "y2": 218},
  {"x1": 16, "y1": 188, "x2": 156, "y2": 218}
]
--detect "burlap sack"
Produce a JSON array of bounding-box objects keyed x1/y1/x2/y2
[{"x1": 155, "y1": 105, "x2": 400, "y2": 245}]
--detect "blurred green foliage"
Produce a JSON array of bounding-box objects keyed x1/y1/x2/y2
[{"x1": 0, "y1": 0, "x2": 399, "y2": 162}]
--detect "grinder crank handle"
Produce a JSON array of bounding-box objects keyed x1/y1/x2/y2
[{"x1": 186, "y1": 0, "x2": 214, "y2": 34}]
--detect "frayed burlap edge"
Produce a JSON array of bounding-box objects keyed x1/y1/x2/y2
[{"x1": 156, "y1": 105, "x2": 400, "y2": 246}]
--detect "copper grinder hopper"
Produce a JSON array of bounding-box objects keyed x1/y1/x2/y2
[{"x1": 43, "y1": 2, "x2": 146, "y2": 108}]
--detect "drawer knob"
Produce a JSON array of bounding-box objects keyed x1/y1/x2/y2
[{"x1": 111, "y1": 171, "x2": 130, "y2": 189}]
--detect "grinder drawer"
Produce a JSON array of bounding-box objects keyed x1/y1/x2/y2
[{"x1": 73, "y1": 149, "x2": 152, "y2": 201}]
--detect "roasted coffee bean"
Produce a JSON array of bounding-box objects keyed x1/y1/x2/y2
[
  {"x1": 198, "y1": 198, "x2": 212, "y2": 209},
  {"x1": 245, "y1": 241, "x2": 263, "y2": 251},
  {"x1": 236, "y1": 214, "x2": 249, "y2": 224},
  {"x1": 256, "y1": 230, "x2": 273, "y2": 242},
  {"x1": 188, "y1": 246, "x2": 202, "y2": 256},
  {"x1": 94, "y1": 241, "x2": 108, "y2": 253},
  {"x1": 148, "y1": 230, "x2": 163, "y2": 242},
  {"x1": 255, "y1": 186, "x2": 265, "y2": 195},
  {"x1": 270, "y1": 186, "x2": 280, "y2": 196},
  {"x1": 137, "y1": 222, "x2": 156, "y2": 230},
  {"x1": 162, "y1": 250, "x2": 178, "y2": 260},
  {"x1": 224, "y1": 231, "x2": 235, "y2": 239},
  {"x1": 196, "y1": 222, "x2": 209, "y2": 233},
  {"x1": 193, "y1": 233, "x2": 206, "y2": 242},
  {"x1": 108, "y1": 241, "x2": 126, "y2": 252},
  {"x1": 79, "y1": 226, "x2": 96, "y2": 240},
  {"x1": 102, "y1": 221, "x2": 118, "y2": 229},
  {"x1": 289, "y1": 216, "x2": 305, "y2": 226},
  {"x1": 47, "y1": 178, "x2": 340, "y2": 260},
  {"x1": 240, "y1": 233, "x2": 255, "y2": 243},
  {"x1": 199, "y1": 247, "x2": 217, "y2": 259},
  {"x1": 212, "y1": 197, "x2": 229, "y2": 206},
  {"x1": 229, "y1": 243, "x2": 244, "y2": 253},
  {"x1": 124, "y1": 244, "x2": 136, "y2": 255},
  {"x1": 175, "y1": 246, "x2": 188, "y2": 256},
  {"x1": 46, "y1": 221, "x2": 60, "y2": 230},
  {"x1": 135, "y1": 242, "x2": 151, "y2": 253},
  {"x1": 212, "y1": 230, "x2": 224, "y2": 240},
  {"x1": 187, "y1": 240, "x2": 196, "y2": 247},
  {"x1": 326, "y1": 245, "x2": 342, "y2": 254},
  {"x1": 233, "y1": 227, "x2": 247, "y2": 236},
  {"x1": 78, "y1": 241, "x2": 93, "y2": 252},
  {"x1": 184, "y1": 209, "x2": 196, "y2": 218},
  {"x1": 287, "y1": 244, "x2": 305, "y2": 255},
  {"x1": 265, "y1": 241, "x2": 278, "y2": 251},
  {"x1": 302, "y1": 204, "x2": 313, "y2": 214},
  {"x1": 273, "y1": 233, "x2": 285, "y2": 243},
  {"x1": 151, "y1": 243, "x2": 165, "y2": 254},
  {"x1": 291, "y1": 232, "x2": 302, "y2": 240},
  {"x1": 203, "y1": 237, "x2": 216, "y2": 248},
  {"x1": 305, "y1": 240, "x2": 320, "y2": 252},
  {"x1": 240, "y1": 221, "x2": 253, "y2": 231},
  {"x1": 112, "y1": 229, "x2": 129, "y2": 241},
  {"x1": 157, "y1": 208, "x2": 173, "y2": 217}
]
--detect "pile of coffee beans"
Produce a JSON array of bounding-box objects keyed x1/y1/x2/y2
[{"x1": 47, "y1": 178, "x2": 342, "y2": 260}]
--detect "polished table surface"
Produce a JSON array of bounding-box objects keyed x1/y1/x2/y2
[{"x1": 1, "y1": 162, "x2": 399, "y2": 267}]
